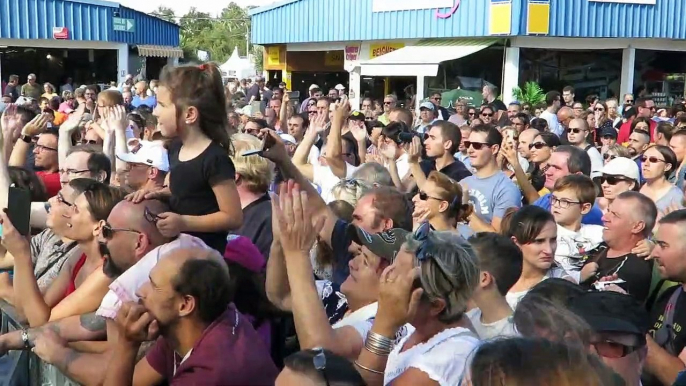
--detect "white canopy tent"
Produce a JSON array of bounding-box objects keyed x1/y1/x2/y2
[{"x1": 220, "y1": 47, "x2": 257, "y2": 80}]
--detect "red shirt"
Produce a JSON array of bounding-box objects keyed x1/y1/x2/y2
[
  {"x1": 617, "y1": 118, "x2": 657, "y2": 144},
  {"x1": 145, "y1": 304, "x2": 278, "y2": 385},
  {"x1": 36, "y1": 171, "x2": 60, "y2": 198}
]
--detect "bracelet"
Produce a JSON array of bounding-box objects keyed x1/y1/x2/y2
[
  {"x1": 354, "y1": 361, "x2": 384, "y2": 375},
  {"x1": 365, "y1": 331, "x2": 394, "y2": 356}
]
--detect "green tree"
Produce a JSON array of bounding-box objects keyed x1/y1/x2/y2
[{"x1": 151, "y1": 6, "x2": 176, "y2": 24}]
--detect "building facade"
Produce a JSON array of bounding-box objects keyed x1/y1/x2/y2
[{"x1": 251, "y1": 0, "x2": 686, "y2": 109}]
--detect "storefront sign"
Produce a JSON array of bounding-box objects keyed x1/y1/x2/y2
[
  {"x1": 345, "y1": 45, "x2": 361, "y2": 61},
  {"x1": 52, "y1": 27, "x2": 69, "y2": 39},
  {"x1": 266, "y1": 46, "x2": 281, "y2": 66},
  {"x1": 373, "y1": 0, "x2": 452, "y2": 12},
  {"x1": 324, "y1": 51, "x2": 344, "y2": 67},
  {"x1": 369, "y1": 43, "x2": 405, "y2": 59},
  {"x1": 589, "y1": 0, "x2": 655, "y2": 3},
  {"x1": 113, "y1": 17, "x2": 135, "y2": 33}
]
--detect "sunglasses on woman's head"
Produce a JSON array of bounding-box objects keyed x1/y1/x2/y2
[
  {"x1": 599, "y1": 175, "x2": 632, "y2": 185},
  {"x1": 529, "y1": 142, "x2": 548, "y2": 150},
  {"x1": 641, "y1": 156, "x2": 666, "y2": 164}
]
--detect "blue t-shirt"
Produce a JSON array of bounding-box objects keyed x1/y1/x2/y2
[
  {"x1": 534, "y1": 193, "x2": 604, "y2": 225},
  {"x1": 331, "y1": 219, "x2": 354, "y2": 285},
  {"x1": 461, "y1": 171, "x2": 522, "y2": 224},
  {"x1": 132, "y1": 95, "x2": 157, "y2": 109}
]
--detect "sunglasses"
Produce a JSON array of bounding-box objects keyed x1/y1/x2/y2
[
  {"x1": 464, "y1": 141, "x2": 492, "y2": 150},
  {"x1": 383, "y1": 102, "x2": 393, "y2": 105},
  {"x1": 481, "y1": 113, "x2": 493, "y2": 117},
  {"x1": 641, "y1": 156, "x2": 666, "y2": 164},
  {"x1": 419, "y1": 191, "x2": 443, "y2": 201},
  {"x1": 144, "y1": 207, "x2": 161, "y2": 224},
  {"x1": 567, "y1": 128, "x2": 585, "y2": 134},
  {"x1": 101, "y1": 223, "x2": 141, "y2": 239},
  {"x1": 432, "y1": 98, "x2": 442, "y2": 101},
  {"x1": 602, "y1": 153, "x2": 617, "y2": 161},
  {"x1": 529, "y1": 142, "x2": 548, "y2": 150},
  {"x1": 595, "y1": 108, "x2": 604, "y2": 112},
  {"x1": 599, "y1": 175, "x2": 633, "y2": 185},
  {"x1": 81, "y1": 139, "x2": 98, "y2": 145},
  {"x1": 468, "y1": 112, "x2": 476, "y2": 116},
  {"x1": 626, "y1": 99, "x2": 634, "y2": 103},
  {"x1": 312, "y1": 348, "x2": 330, "y2": 386},
  {"x1": 592, "y1": 339, "x2": 641, "y2": 359}
]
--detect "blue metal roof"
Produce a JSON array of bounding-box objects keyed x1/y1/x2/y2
[
  {"x1": 250, "y1": 0, "x2": 497, "y2": 44},
  {"x1": 526, "y1": 0, "x2": 686, "y2": 39},
  {"x1": 0, "y1": 0, "x2": 180, "y2": 45}
]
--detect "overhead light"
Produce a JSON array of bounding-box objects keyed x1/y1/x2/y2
[{"x1": 46, "y1": 54, "x2": 52, "y2": 60}]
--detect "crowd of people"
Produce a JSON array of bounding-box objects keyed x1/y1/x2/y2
[{"x1": 1, "y1": 66, "x2": 686, "y2": 386}]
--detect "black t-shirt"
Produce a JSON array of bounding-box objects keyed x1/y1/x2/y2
[
  {"x1": 246, "y1": 84, "x2": 261, "y2": 102},
  {"x1": 589, "y1": 246, "x2": 653, "y2": 302},
  {"x1": 419, "y1": 158, "x2": 472, "y2": 183},
  {"x1": 490, "y1": 99, "x2": 507, "y2": 112},
  {"x1": 645, "y1": 285, "x2": 686, "y2": 386},
  {"x1": 234, "y1": 195, "x2": 272, "y2": 259},
  {"x1": 168, "y1": 139, "x2": 236, "y2": 252}
]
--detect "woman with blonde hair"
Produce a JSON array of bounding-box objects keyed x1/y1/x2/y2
[
  {"x1": 602, "y1": 143, "x2": 631, "y2": 164},
  {"x1": 330, "y1": 178, "x2": 371, "y2": 207}
]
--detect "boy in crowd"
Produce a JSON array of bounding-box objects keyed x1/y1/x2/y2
[
  {"x1": 550, "y1": 174, "x2": 603, "y2": 283},
  {"x1": 466, "y1": 232, "x2": 523, "y2": 339}
]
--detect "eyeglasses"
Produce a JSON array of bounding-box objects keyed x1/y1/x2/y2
[
  {"x1": 35, "y1": 144, "x2": 57, "y2": 152},
  {"x1": 419, "y1": 191, "x2": 443, "y2": 201},
  {"x1": 626, "y1": 99, "x2": 634, "y2": 103},
  {"x1": 602, "y1": 153, "x2": 617, "y2": 161},
  {"x1": 56, "y1": 192, "x2": 73, "y2": 207},
  {"x1": 481, "y1": 113, "x2": 493, "y2": 117},
  {"x1": 595, "y1": 108, "x2": 605, "y2": 112},
  {"x1": 383, "y1": 101, "x2": 393, "y2": 105},
  {"x1": 101, "y1": 223, "x2": 141, "y2": 239},
  {"x1": 592, "y1": 339, "x2": 641, "y2": 359},
  {"x1": 312, "y1": 348, "x2": 330, "y2": 386},
  {"x1": 59, "y1": 168, "x2": 90, "y2": 177},
  {"x1": 144, "y1": 207, "x2": 161, "y2": 224},
  {"x1": 468, "y1": 112, "x2": 476, "y2": 116},
  {"x1": 529, "y1": 142, "x2": 548, "y2": 150},
  {"x1": 464, "y1": 141, "x2": 492, "y2": 150},
  {"x1": 551, "y1": 195, "x2": 582, "y2": 209},
  {"x1": 641, "y1": 156, "x2": 666, "y2": 164},
  {"x1": 567, "y1": 128, "x2": 585, "y2": 134},
  {"x1": 599, "y1": 175, "x2": 634, "y2": 185}
]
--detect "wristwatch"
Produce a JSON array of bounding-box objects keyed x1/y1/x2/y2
[
  {"x1": 21, "y1": 328, "x2": 31, "y2": 348},
  {"x1": 20, "y1": 135, "x2": 32, "y2": 143}
]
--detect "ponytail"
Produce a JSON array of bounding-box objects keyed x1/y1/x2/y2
[{"x1": 159, "y1": 63, "x2": 233, "y2": 154}]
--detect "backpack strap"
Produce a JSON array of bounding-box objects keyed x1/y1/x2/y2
[{"x1": 654, "y1": 286, "x2": 683, "y2": 355}]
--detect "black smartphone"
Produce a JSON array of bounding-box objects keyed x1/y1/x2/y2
[{"x1": 7, "y1": 186, "x2": 31, "y2": 236}]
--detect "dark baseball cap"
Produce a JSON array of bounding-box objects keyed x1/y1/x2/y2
[
  {"x1": 600, "y1": 127, "x2": 618, "y2": 139},
  {"x1": 347, "y1": 225, "x2": 409, "y2": 263},
  {"x1": 349, "y1": 110, "x2": 365, "y2": 122},
  {"x1": 568, "y1": 291, "x2": 650, "y2": 336}
]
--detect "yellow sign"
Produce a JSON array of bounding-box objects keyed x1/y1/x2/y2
[
  {"x1": 369, "y1": 42, "x2": 405, "y2": 59},
  {"x1": 489, "y1": 2, "x2": 512, "y2": 35},
  {"x1": 325, "y1": 51, "x2": 344, "y2": 67},
  {"x1": 267, "y1": 46, "x2": 281, "y2": 66},
  {"x1": 527, "y1": 2, "x2": 550, "y2": 35}
]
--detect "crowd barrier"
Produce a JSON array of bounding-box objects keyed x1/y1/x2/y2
[{"x1": 0, "y1": 300, "x2": 79, "y2": 386}]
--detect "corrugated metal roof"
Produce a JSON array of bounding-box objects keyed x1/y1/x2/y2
[
  {"x1": 0, "y1": 0, "x2": 110, "y2": 40},
  {"x1": 534, "y1": 0, "x2": 686, "y2": 39},
  {"x1": 111, "y1": 6, "x2": 179, "y2": 46},
  {"x1": 251, "y1": 0, "x2": 495, "y2": 44},
  {"x1": 0, "y1": 0, "x2": 180, "y2": 46}
]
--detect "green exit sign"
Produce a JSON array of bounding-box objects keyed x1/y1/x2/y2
[{"x1": 113, "y1": 17, "x2": 135, "y2": 33}]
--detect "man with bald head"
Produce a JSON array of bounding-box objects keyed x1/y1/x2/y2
[
  {"x1": 517, "y1": 128, "x2": 540, "y2": 173},
  {"x1": 0, "y1": 200, "x2": 209, "y2": 385},
  {"x1": 557, "y1": 106, "x2": 574, "y2": 132},
  {"x1": 105, "y1": 247, "x2": 278, "y2": 386},
  {"x1": 567, "y1": 118, "x2": 603, "y2": 178}
]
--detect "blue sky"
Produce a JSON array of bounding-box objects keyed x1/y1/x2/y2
[{"x1": 117, "y1": 0, "x2": 276, "y2": 16}]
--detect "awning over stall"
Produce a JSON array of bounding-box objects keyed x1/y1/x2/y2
[
  {"x1": 360, "y1": 39, "x2": 499, "y2": 77},
  {"x1": 137, "y1": 45, "x2": 184, "y2": 59}
]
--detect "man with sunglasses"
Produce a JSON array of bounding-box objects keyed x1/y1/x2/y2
[
  {"x1": 378, "y1": 94, "x2": 397, "y2": 126},
  {"x1": 569, "y1": 291, "x2": 650, "y2": 386},
  {"x1": 460, "y1": 125, "x2": 521, "y2": 232},
  {"x1": 567, "y1": 118, "x2": 603, "y2": 178},
  {"x1": 116, "y1": 140, "x2": 169, "y2": 192},
  {"x1": 428, "y1": 92, "x2": 449, "y2": 121},
  {"x1": 618, "y1": 97, "x2": 657, "y2": 144}
]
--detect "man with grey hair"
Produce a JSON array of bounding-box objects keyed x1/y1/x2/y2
[
  {"x1": 378, "y1": 94, "x2": 397, "y2": 125},
  {"x1": 352, "y1": 162, "x2": 394, "y2": 187},
  {"x1": 482, "y1": 84, "x2": 506, "y2": 112},
  {"x1": 580, "y1": 191, "x2": 657, "y2": 303},
  {"x1": 21, "y1": 73, "x2": 41, "y2": 100}
]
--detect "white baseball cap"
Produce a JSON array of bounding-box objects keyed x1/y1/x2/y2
[
  {"x1": 117, "y1": 140, "x2": 169, "y2": 172},
  {"x1": 601, "y1": 157, "x2": 639, "y2": 182},
  {"x1": 308, "y1": 84, "x2": 320, "y2": 91},
  {"x1": 335, "y1": 84, "x2": 345, "y2": 91},
  {"x1": 279, "y1": 133, "x2": 297, "y2": 145}
]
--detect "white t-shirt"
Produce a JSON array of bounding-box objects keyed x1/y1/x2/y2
[
  {"x1": 384, "y1": 327, "x2": 479, "y2": 386},
  {"x1": 385, "y1": 153, "x2": 411, "y2": 180},
  {"x1": 555, "y1": 224, "x2": 604, "y2": 283},
  {"x1": 585, "y1": 146, "x2": 604, "y2": 178},
  {"x1": 540, "y1": 110, "x2": 563, "y2": 137},
  {"x1": 312, "y1": 162, "x2": 359, "y2": 204},
  {"x1": 506, "y1": 267, "x2": 570, "y2": 310},
  {"x1": 466, "y1": 308, "x2": 518, "y2": 340}
]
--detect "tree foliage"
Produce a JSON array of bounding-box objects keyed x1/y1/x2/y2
[{"x1": 152, "y1": 2, "x2": 252, "y2": 64}]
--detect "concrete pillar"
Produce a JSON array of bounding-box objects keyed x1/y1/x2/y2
[
  {"x1": 116, "y1": 44, "x2": 129, "y2": 85},
  {"x1": 349, "y1": 67, "x2": 361, "y2": 110},
  {"x1": 620, "y1": 47, "x2": 636, "y2": 97},
  {"x1": 167, "y1": 57, "x2": 179, "y2": 66},
  {"x1": 415, "y1": 76, "x2": 426, "y2": 118},
  {"x1": 502, "y1": 46, "x2": 520, "y2": 105}
]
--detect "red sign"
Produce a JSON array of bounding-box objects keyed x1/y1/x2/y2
[
  {"x1": 345, "y1": 45, "x2": 360, "y2": 61},
  {"x1": 53, "y1": 27, "x2": 69, "y2": 40}
]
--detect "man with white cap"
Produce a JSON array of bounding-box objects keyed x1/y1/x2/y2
[
  {"x1": 415, "y1": 101, "x2": 438, "y2": 134},
  {"x1": 279, "y1": 133, "x2": 298, "y2": 157},
  {"x1": 116, "y1": 140, "x2": 169, "y2": 191},
  {"x1": 335, "y1": 84, "x2": 346, "y2": 95}
]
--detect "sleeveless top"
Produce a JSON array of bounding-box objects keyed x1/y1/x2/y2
[{"x1": 64, "y1": 253, "x2": 87, "y2": 298}]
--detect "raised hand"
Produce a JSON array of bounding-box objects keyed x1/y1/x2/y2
[
  {"x1": 407, "y1": 136, "x2": 422, "y2": 164},
  {"x1": 21, "y1": 114, "x2": 49, "y2": 137},
  {"x1": 60, "y1": 104, "x2": 86, "y2": 134},
  {"x1": 376, "y1": 265, "x2": 423, "y2": 331},
  {"x1": 272, "y1": 180, "x2": 324, "y2": 256}
]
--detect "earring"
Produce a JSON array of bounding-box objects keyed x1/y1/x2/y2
[
  {"x1": 67, "y1": 223, "x2": 73, "y2": 228},
  {"x1": 185, "y1": 120, "x2": 191, "y2": 124}
]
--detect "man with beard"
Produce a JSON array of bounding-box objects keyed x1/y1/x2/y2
[
  {"x1": 0, "y1": 200, "x2": 208, "y2": 385},
  {"x1": 105, "y1": 247, "x2": 278, "y2": 385}
]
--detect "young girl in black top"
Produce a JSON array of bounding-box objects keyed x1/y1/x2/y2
[{"x1": 130, "y1": 63, "x2": 242, "y2": 251}]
